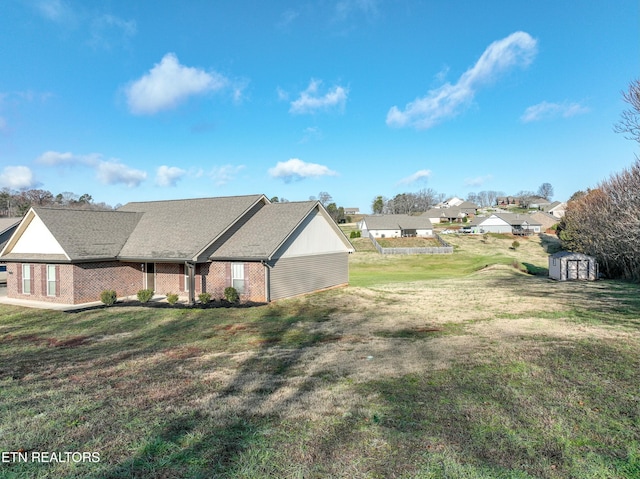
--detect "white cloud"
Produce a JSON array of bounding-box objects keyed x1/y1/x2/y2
[
  {"x1": 0, "y1": 166, "x2": 37, "y2": 189},
  {"x1": 289, "y1": 79, "x2": 348, "y2": 114},
  {"x1": 125, "y1": 53, "x2": 230, "y2": 115},
  {"x1": 334, "y1": 0, "x2": 380, "y2": 22},
  {"x1": 156, "y1": 165, "x2": 186, "y2": 187},
  {"x1": 209, "y1": 164, "x2": 245, "y2": 186},
  {"x1": 35, "y1": 0, "x2": 75, "y2": 23},
  {"x1": 396, "y1": 169, "x2": 432, "y2": 186},
  {"x1": 387, "y1": 31, "x2": 537, "y2": 129},
  {"x1": 269, "y1": 158, "x2": 338, "y2": 182},
  {"x1": 35, "y1": 150, "x2": 102, "y2": 166},
  {"x1": 299, "y1": 126, "x2": 323, "y2": 143},
  {"x1": 521, "y1": 101, "x2": 590, "y2": 123},
  {"x1": 89, "y1": 14, "x2": 137, "y2": 49},
  {"x1": 96, "y1": 161, "x2": 147, "y2": 187},
  {"x1": 464, "y1": 174, "x2": 493, "y2": 187}
]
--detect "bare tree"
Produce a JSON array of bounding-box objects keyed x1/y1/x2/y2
[
  {"x1": 317, "y1": 192, "x2": 332, "y2": 206},
  {"x1": 614, "y1": 78, "x2": 640, "y2": 143},
  {"x1": 559, "y1": 158, "x2": 640, "y2": 280},
  {"x1": 537, "y1": 183, "x2": 554, "y2": 201},
  {"x1": 515, "y1": 190, "x2": 536, "y2": 208}
]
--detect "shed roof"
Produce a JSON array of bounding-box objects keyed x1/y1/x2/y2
[{"x1": 549, "y1": 251, "x2": 596, "y2": 260}]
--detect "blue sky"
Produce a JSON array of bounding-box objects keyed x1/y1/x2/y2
[{"x1": 1, "y1": 0, "x2": 638, "y2": 212}]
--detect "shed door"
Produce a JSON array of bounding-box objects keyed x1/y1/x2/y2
[{"x1": 566, "y1": 260, "x2": 579, "y2": 280}]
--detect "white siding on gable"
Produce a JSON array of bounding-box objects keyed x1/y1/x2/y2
[
  {"x1": 480, "y1": 215, "x2": 510, "y2": 227},
  {"x1": 277, "y1": 210, "x2": 351, "y2": 258},
  {"x1": 11, "y1": 214, "x2": 68, "y2": 256}
]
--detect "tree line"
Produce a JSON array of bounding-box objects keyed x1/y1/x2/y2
[
  {"x1": 558, "y1": 79, "x2": 640, "y2": 281},
  {"x1": 0, "y1": 188, "x2": 114, "y2": 217},
  {"x1": 370, "y1": 183, "x2": 554, "y2": 214}
]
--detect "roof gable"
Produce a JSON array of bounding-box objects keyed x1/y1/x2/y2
[
  {"x1": 1, "y1": 208, "x2": 141, "y2": 261},
  {"x1": 118, "y1": 194, "x2": 266, "y2": 260},
  {"x1": 3, "y1": 210, "x2": 68, "y2": 259},
  {"x1": 210, "y1": 201, "x2": 352, "y2": 260}
]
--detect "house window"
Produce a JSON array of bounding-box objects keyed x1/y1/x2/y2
[
  {"x1": 231, "y1": 263, "x2": 245, "y2": 293},
  {"x1": 46, "y1": 265, "x2": 57, "y2": 296},
  {"x1": 22, "y1": 264, "x2": 31, "y2": 294}
]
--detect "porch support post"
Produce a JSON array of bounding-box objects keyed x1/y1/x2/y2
[{"x1": 185, "y1": 262, "x2": 196, "y2": 306}]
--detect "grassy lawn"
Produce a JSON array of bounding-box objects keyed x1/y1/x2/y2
[{"x1": 1, "y1": 234, "x2": 639, "y2": 478}]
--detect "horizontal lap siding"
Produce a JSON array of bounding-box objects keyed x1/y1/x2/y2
[{"x1": 269, "y1": 253, "x2": 348, "y2": 301}]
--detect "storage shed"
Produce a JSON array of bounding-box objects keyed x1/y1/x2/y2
[{"x1": 548, "y1": 251, "x2": 598, "y2": 281}]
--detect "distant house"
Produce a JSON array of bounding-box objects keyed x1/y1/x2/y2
[
  {"x1": 458, "y1": 201, "x2": 478, "y2": 215},
  {"x1": 496, "y1": 196, "x2": 519, "y2": 206},
  {"x1": 542, "y1": 201, "x2": 567, "y2": 218},
  {"x1": 423, "y1": 207, "x2": 464, "y2": 223},
  {"x1": 0, "y1": 218, "x2": 21, "y2": 254},
  {"x1": 438, "y1": 197, "x2": 465, "y2": 208},
  {"x1": 469, "y1": 213, "x2": 542, "y2": 234},
  {"x1": 424, "y1": 202, "x2": 477, "y2": 224},
  {"x1": 527, "y1": 196, "x2": 552, "y2": 209},
  {"x1": 344, "y1": 207, "x2": 360, "y2": 216},
  {"x1": 549, "y1": 251, "x2": 598, "y2": 281},
  {"x1": 530, "y1": 211, "x2": 560, "y2": 232},
  {"x1": 358, "y1": 215, "x2": 433, "y2": 238},
  {"x1": 0, "y1": 218, "x2": 21, "y2": 284},
  {"x1": 0, "y1": 195, "x2": 354, "y2": 305}
]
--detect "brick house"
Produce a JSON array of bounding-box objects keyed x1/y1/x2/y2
[{"x1": 0, "y1": 195, "x2": 354, "y2": 305}]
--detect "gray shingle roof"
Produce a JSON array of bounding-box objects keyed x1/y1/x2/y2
[
  {"x1": 364, "y1": 214, "x2": 433, "y2": 230},
  {"x1": 117, "y1": 194, "x2": 265, "y2": 260},
  {"x1": 210, "y1": 201, "x2": 318, "y2": 260},
  {"x1": 35, "y1": 207, "x2": 142, "y2": 260}
]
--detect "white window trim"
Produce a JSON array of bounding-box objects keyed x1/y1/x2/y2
[
  {"x1": 46, "y1": 264, "x2": 57, "y2": 297},
  {"x1": 22, "y1": 264, "x2": 31, "y2": 295},
  {"x1": 231, "y1": 263, "x2": 245, "y2": 294}
]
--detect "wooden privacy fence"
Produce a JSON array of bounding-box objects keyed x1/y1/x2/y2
[{"x1": 369, "y1": 234, "x2": 453, "y2": 255}]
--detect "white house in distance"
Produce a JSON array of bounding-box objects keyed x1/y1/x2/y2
[
  {"x1": 542, "y1": 201, "x2": 567, "y2": 219},
  {"x1": 358, "y1": 215, "x2": 433, "y2": 238},
  {"x1": 469, "y1": 213, "x2": 542, "y2": 234}
]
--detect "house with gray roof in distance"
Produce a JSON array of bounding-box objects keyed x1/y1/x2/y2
[
  {"x1": 358, "y1": 215, "x2": 433, "y2": 238},
  {"x1": 0, "y1": 194, "x2": 354, "y2": 306},
  {"x1": 469, "y1": 213, "x2": 542, "y2": 235},
  {"x1": 541, "y1": 201, "x2": 567, "y2": 218},
  {"x1": 423, "y1": 201, "x2": 478, "y2": 223},
  {"x1": 0, "y1": 218, "x2": 21, "y2": 284}
]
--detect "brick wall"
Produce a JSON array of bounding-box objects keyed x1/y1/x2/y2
[
  {"x1": 72, "y1": 261, "x2": 142, "y2": 304},
  {"x1": 6, "y1": 260, "x2": 266, "y2": 304},
  {"x1": 6, "y1": 263, "x2": 74, "y2": 304},
  {"x1": 202, "y1": 261, "x2": 266, "y2": 303}
]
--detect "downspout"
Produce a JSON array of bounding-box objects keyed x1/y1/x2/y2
[
  {"x1": 261, "y1": 260, "x2": 271, "y2": 302},
  {"x1": 185, "y1": 261, "x2": 196, "y2": 306}
]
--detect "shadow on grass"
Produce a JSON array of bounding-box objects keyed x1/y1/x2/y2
[
  {"x1": 486, "y1": 270, "x2": 640, "y2": 330},
  {"x1": 0, "y1": 293, "x2": 377, "y2": 478},
  {"x1": 357, "y1": 339, "x2": 640, "y2": 478}
]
